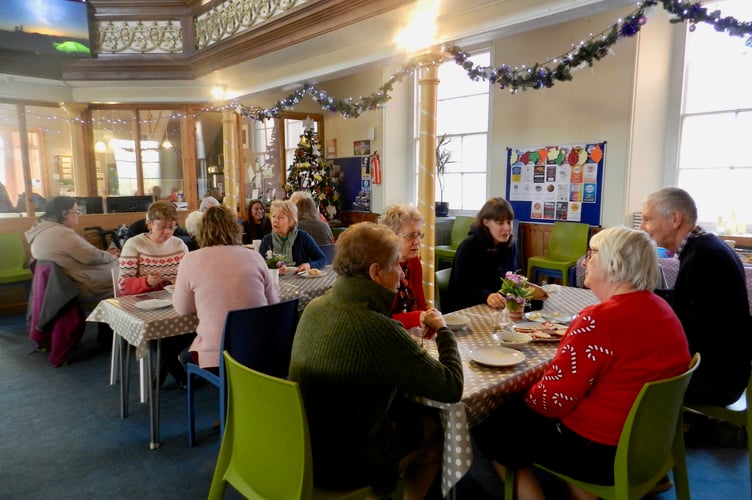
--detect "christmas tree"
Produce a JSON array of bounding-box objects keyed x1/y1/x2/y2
[{"x1": 285, "y1": 117, "x2": 342, "y2": 219}]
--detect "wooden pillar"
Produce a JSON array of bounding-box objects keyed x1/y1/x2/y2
[
  {"x1": 416, "y1": 50, "x2": 444, "y2": 307},
  {"x1": 61, "y1": 102, "x2": 95, "y2": 195},
  {"x1": 221, "y1": 110, "x2": 238, "y2": 213}
]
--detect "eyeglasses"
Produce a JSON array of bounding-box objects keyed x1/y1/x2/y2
[
  {"x1": 399, "y1": 232, "x2": 425, "y2": 241},
  {"x1": 151, "y1": 221, "x2": 177, "y2": 232},
  {"x1": 585, "y1": 248, "x2": 599, "y2": 260},
  {"x1": 66, "y1": 210, "x2": 81, "y2": 216}
]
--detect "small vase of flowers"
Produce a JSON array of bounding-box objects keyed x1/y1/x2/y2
[
  {"x1": 265, "y1": 251, "x2": 293, "y2": 286},
  {"x1": 499, "y1": 271, "x2": 534, "y2": 321}
]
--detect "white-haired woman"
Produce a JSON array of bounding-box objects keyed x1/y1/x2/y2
[
  {"x1": 473, "y1": 226, "x2": 691, "y2": 499},
  {"x1": 258, "y1": 199, "x2": 326, "y2": 273}
]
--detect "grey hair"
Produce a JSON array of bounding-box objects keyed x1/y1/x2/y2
[
  {"x1": 184, "y1": 210, "x2": 204, "y2": 236},
  {"x1": 645, "y1": 187, "x2": 697, "y2": 226},
  {"x1": 333, "y1": 222, "x2": 401, "y2": 278},
  {"x1": 380, "y1": 204, "x2": 424, "y2": 234},
  {"x1": 271, "y1": 199, "x2": 298, "y2": 226},
  {"x1": 589, "y1": 225, "x2": 659, "y2": 291}
]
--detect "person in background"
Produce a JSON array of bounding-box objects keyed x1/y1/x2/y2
[
  {"x1": 167, "y1": 187, "x2": 179, "y2": 203},
  {"x1": 294, "y1": 194, "x2": 334, "y2": 246},
  {"x1": 151, "y1": 185, "x2": 162, "y2": 200},
  {"x1": 241, "y1": 198, "x2": 272, "y2": 244},
  {"x1": 173, "y1": 205, "x2": 278, "y2": 370},
  {"x1": 199, "y1": 195, "x2": 220, "y2": 212},
  {"x1": 118, "y1": 200, "x2": 190, "y2": 388},
  {"x1": 473, "y1": 226, "x2": 690, "y2": 499},
  {"x1": 258, "y1": 199, "x2": 326, "y2": 273},
  {"x1": 449, "y1": 197, "x2": 519, "y2": 311},
  {"x1": 290, "y1": 190, "x2": 328, "y2": 223},
  {"x1": 289, "y1": 222, "x2": 463, "y2": 498},
  {"x1": 0, "y1": 181, "x2": 15, "y2": 212},
  {"x1": 183, "y1": 210, "x2": 204, "y2": 251},
  {"x1": 25, "y1": 196, "x2": 119, "y2": 301},
  {"x1": 16, "y1": 191, "x2": 47, "y2": 213},
  {"x1": 641, "y1": 187, "x2": 752, "y2": 406},
  {"x1": 379, "y1": 204, "x2": 429, "y2": 329}
]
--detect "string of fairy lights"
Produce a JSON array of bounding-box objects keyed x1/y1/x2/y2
[{"x1": 3, "y1": 0, "x2": 751, "y2": 132}]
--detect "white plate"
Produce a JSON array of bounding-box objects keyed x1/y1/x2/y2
[
  {"x1": 469, "y1": 347, "x2": 526, "y2": 367},
  {"x1": 134, "y1": 299, "x2": 173, "y2": 310},
  {"x1": 524, "y1": 311, "x2": 572, "y2": 323},
  {"x1": 298, "y1": 271, "x2": 324, "y2": 278},
  {"x1": 163, "y1": 285, "x2": 175, "y2": 293},
  {"x1": 444, "y1": 314, "x2": 470, "y2": 329}
]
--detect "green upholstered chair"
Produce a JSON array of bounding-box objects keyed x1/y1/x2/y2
[
  {"x1": 684, "y1": 367, "x2": 752, "y2": 495},
  {"x1": 209, "y1": 351, "x2": 384, "y2": 500},
  {"x1": 0, "y1": 232, "x2": 32, "y2": 293},
  {"x1": 526, "y1": 221, "x2": 589, "y2": 286},
  {"x1": 435, "y1": 216, "x2": 473, "y2": 270},
  {"x1": 435, "y1": 267, "x2": 452, "y2": 312},
  {"x1": 505, "y1": 353, "x2": 700, "y2": 500}
]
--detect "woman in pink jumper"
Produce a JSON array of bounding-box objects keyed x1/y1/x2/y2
[{"x1": 173, "y1": 205, "x2": 278, "y2": 370}]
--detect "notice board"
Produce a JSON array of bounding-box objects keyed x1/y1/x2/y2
[
  {"x1": 505, "y1": 142, "x2": 605, "y2": 227},
  {"x1": 330, "y1": 156, "x2": 372, "y2": 212}
]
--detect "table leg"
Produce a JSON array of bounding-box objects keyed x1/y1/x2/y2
[
  {"x1": 148, "y1": 339, "x2": 162, "y2": 450},
  {"x1": 139, "y1": 359, "x2": 148, "y2": 403},
  {"x1": 120, "y1": 336, "x2": 130, "y2": 419}
]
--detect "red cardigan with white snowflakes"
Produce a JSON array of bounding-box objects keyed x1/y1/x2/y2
[{"x1": 525, "y1": 290, "x2": 691, "y2": 446}]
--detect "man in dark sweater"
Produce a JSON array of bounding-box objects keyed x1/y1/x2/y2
[
  {"x1": 289, "y1": 222, "x2": 463, "y2": 498},
  {"x1": 641, "y1": 187, "x2": 752, "y2": 406}
]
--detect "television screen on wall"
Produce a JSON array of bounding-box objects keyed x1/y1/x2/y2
[
  {"x1": 0, "y1": 0, "x2": 91, "y2": 59},
  {"x1": 105, "y1": 196, "x2": 154, "y2": 214}
]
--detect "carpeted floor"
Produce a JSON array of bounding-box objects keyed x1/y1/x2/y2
[{"x1": 0, "y1": 312, "x2": 748, "y2": 498}]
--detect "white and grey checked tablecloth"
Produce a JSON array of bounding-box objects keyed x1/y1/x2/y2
[{"x1": 416, "y1": 286, "x2": 597, "y2": 497}]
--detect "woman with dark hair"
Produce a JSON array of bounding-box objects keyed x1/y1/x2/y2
[
  {"x1": 25, "y1": 196, "x2": 119, "y2": 301},
  {"x1": 448, "y1": 197, "x2": 519, "y2": 311},
  {"x1": 241, "y1": 198, "x2": 271, "y2": 244},
  {"x1": 174, "y1": 205, "x2": 278, "y2": 369}
]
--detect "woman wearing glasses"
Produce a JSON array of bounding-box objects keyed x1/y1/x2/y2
[
  {"x1": 449, "y1": 197, "x2": 519, "y2": 312},
  {"x1": 25, "y1": 196, "x2": 119, "y2": 301},
  {"x1": 380, "y1": 204, "x2": 429, "y2": 328},
  {"x1": 117, "y1": 200, "x2": 188, "y2": 295}
]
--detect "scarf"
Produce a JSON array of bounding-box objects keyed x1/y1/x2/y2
[
  {"x1": 395, "y1": 261, "x2": 416, "y2": 313},
  {"x1": 272, "y1": 226, "x2": 299, "y2": 263}
]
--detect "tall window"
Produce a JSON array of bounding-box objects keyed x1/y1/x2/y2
[
  {"x1": 416, "y1": 50, "x2": 490, "y2": 211},
  {"x1": 677, "y1": 0, "x2": 752, "y2": 233}
]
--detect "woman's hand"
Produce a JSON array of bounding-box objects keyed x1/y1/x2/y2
[
  {"x1": 146, "y1": 272, "x2": 164, "y2": 288},
  {"x1": 296, "y1": 263, "x2": 311, "y2": 273},
  {"x1": 486, "y1": 292, "x2": 507, "y2": 309}
]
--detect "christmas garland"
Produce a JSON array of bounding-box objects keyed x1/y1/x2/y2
[{"x1": 232, "y1": 0, "x2": 752, "y2": 118}]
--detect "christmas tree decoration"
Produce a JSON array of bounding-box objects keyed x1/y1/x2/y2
[{"x1": 285, "y1": 121, "x2": 343, "y2": 220}]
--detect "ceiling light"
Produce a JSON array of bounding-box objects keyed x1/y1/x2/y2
[
  {"x1": 395, "y1": 0, "x2": 440, "y2": 53},
  {"x1": 95, "y1": 140, "x2": 107, "y2": 152},
  {"x1": 162, "y1": 139, "x2": 173, "y2": 149},
  {"x1": 211, "y1": 85, "x2": 227, "y2": 101}
]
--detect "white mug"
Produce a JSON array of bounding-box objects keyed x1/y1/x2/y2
[{"x1": 253, "y1": 239, "x2": 262, "y2": 251}]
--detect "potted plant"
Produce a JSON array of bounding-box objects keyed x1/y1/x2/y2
[{"x1": 435, "y1": 133, "x2": 454, "y2": 217}]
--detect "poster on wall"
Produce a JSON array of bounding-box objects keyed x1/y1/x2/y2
[{"x1": 505, "y1": 142, "x2": 606, "y2": 227}]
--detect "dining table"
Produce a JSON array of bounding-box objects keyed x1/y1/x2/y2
[
  {"x1": 86, "y1": 265, "x2": 337, "y2": 449},
  {"x1": 414, "y1": 285, "x2": 598, "y2": 497}
]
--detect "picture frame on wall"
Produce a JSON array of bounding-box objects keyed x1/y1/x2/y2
[{"x1": 353, "y1": 140, "x2": 370, "y2": 156}]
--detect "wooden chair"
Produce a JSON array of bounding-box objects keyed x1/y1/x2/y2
[
  {"x1": 187, "y1": 298, "x2": 300, "y2": 447},
  {"x1": 526, "y1": 221, "x2": 589, "y2": 286},
  {"x1": 209, "y1": 351, "x2": 385, "y2": 499},
  {"x1": 684, "y1": 367, "x2": 752, "y2": 495},
  {"x1": 505, "y1": 353, "x2": 700, "y2": 500}
]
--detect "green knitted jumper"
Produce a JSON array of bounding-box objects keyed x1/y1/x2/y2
[{"x1": 289, "y1": 275, "x2": 464, "y2": 489}]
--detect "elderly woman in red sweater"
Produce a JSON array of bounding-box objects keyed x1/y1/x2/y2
[
  {"x1": 472, "y1": 226, "x2": 691, "y2": 499},
  {"x1": 380, "y1": 204, "x2": 430, "y2": 329}
]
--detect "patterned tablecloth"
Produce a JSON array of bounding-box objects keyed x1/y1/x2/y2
[{"x1": 416, "y1": 286, "x2": 598, "y2": 497}]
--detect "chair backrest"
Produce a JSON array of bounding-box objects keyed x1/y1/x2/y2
[
  {"x1": 220, "y1": 298, "x2": 300, "y2": 379},
  {"x1": 110, "y1": 265, "x2": 123, "y2": 298},
  {"x1": 435, "y1": 268, "x2": 452, "y2": 311},
  {"x1": 210, "y1": 351, "x2": 313, "y2": 499},
  {"x1": 319, "y1": 244, "x2": 336, "y2": 265},
  {"x1": 0, "y1": 232, "x2": 28, "y2": 273},
  {"x1": 616, "y1": 353, "x2": 700, "y2": 485},
  {"x1": 547, "y1": 221, "x2": 589, "y2": 262},
  {"x1": 450, "y1": 216, "x2": 474, "y2": 248}
]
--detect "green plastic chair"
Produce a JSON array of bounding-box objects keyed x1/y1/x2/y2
[
  {"x1": 0, "y1": 232, "x2": 32, "y2": 292},
  {"x1": 684, "y1": 367, "x2": 752, "y2": 496},
  {"x1": 504, "y1": 353, "x2": 700, "y2": 500},
  {"x1": 435, "y1": 215, "x2": 473, "y2": 270},
  {"x1": 526, "y1": 221, "x2": 589, "y2": 286},
  {"x1": 209, "y1": 352, "x2": 384, "y2": 500},
  {"x1": 435, "y1": 267, "x2": 451, "y2": 312}
]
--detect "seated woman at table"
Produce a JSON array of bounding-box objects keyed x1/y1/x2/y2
[
  {"x1": 241, "y1": 198, "x2": 272, "y2": 244},
  {"x1": 472, "y1": 226, "x2": 690, "y2": 499},
  {"x1": 448, "y1": 197, "x2": 519, "y2": 312},
  {"x1": 380, "y1": 204, "x2": 429, "y2": 329},
  {"x1": 173, "y1": 205, "x2": 278, "y2": 370},
  {"x1": 289, "y1": 222, "x2": 463, "y2": 499},
  {"x1": 25, "y1": 196, "x2": 119, "y2": 301},
  {"x1": 290, "y1": 190, "x2": 328, "y2": 223},
  {"x1": 294, "y1": 194, "x2": 334, "y2": 246},
  {"x1": 118, "y1": 200, "x2": 190, "y2": 388},
  {"x1": 258, "y1": 199, "x2": 326, "y2": 274}
]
